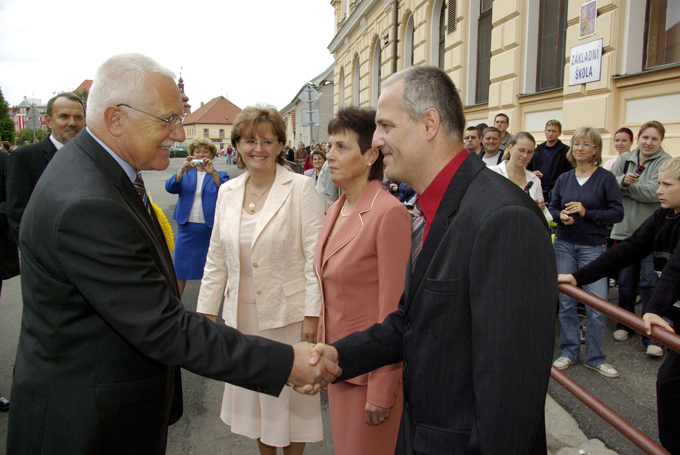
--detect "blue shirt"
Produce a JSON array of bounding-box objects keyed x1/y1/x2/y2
[{"x1": 548, "y1": 167, "x2": 624, "y2": 246}]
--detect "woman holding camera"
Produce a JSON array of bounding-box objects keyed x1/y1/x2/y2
[{"x1": 165, "y1": 137, "x2": 229, "y2": 296}]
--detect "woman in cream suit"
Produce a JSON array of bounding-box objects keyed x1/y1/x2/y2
[
  {"x1": 197, "y1": 106, "x2": 325, "y2": 455},
  {"x1": 314, "y1": 107, "x2": 411, "y2": 455}
]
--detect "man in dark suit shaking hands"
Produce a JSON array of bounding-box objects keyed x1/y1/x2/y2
[
  {"x1": 6, "y1": 92, "x2": 86, "y2": 244},
  {"x1": 6, "y1": 53, "x2": 340, "y2": 455},
  {"x1": 306, "y1": 66, "x2": 557, "y2": 454}
]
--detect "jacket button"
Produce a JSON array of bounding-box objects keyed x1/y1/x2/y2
[
  {"x1": 256, "y1": 290, "x2": 262, "y2": 294},
  {"x1": 403, "y1": 362, "x2": 408, "y2": 372},
  {"x1": 253, "y1": 262, "x2": 258, "y2": 267},
  {"x1": 394, "y1": 391, "x2": 398, "y2": 397},
  {"x1": 405, "y1": 322, "x2": 411, "y2": 331},
  {"x1": 398, "y1": 379, "x2": 403, "y2": 385}
]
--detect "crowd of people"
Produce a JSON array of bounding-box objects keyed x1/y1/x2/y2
[{"x1": 0, "y1": 53, "x2": 678, "y2": 455}]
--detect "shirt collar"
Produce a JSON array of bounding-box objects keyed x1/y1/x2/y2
[
  {"x1": 86, "y1": 127, "x2": 137, "y2": 182},
  {"x1": 417, "y1": 149, "x2": 469, "y2": 240},
  {"x1": 49, "y1": 134, "x2": 65, "y2": 151}
]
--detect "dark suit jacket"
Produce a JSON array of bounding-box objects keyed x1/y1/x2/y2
[
  {"x1": 6, "y1": 136, "x2": 58, "y2": 244},
  {"x1": 333, "y1": 154, "x2": 557, "y2": 455},
  {"x1": 7, "y1": 130, "x2": 294, "y2": 455},
  {"x1": 165, "y1": 167, "x2": 229, "y2": 228},
  {"x1": 0, "y1": 149, "x2": 20, "y2": 280},
  {"x1": 526, "y1": 139, "x2": 572, "y2": 202}
]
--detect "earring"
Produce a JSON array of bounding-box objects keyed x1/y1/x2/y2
[{"x1": 367, "y1": 162, "x2": 372, "y2": 167}]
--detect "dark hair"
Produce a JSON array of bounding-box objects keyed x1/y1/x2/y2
[
  {"x1": 465, "y1": 126, "x2": 481, "y2": 137},
  {"x1": 383, "y1": 66, "x2": 466, "y2": 142},
  {"x1": 310, "y1": 150, "x2": 326, "y2": 161},
  {"x1": 482, "y1": 126, "x2": 501, "y2": 138},
  {"x1": 328, "y1": 106, "x2": 383, "y2": 181},
  {"x1": 1, "y1": 141, "x2": 10, "y2": 152},
  {"x1": 476, "y1": 122, "x2": 488, "y2": 132},
  {"x1": 46, "y1": 92, "x2": 84, "y2": 117},
  {"x1": 231, "y1": 104, "x2": 286, "y2": 170},
  {"x1": 615, "y1": 127, "x2": 634, "y2": 142},
  {"x1": 494, "y1": 113, "x2": 509, "y2": 124}
]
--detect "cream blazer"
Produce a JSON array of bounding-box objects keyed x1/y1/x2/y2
[{"x1": 197, "y1": 164, "x2": 324, "y2": 331}]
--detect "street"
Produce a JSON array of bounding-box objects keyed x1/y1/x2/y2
[{"x1": 0, "y1": 157, "x2": 666, "y2": 454}]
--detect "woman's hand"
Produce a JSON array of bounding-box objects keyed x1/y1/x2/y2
[
  {"x1": 536, "y1": 198, "x2": 546, "y2": 211},
  {"x1": 643, "y1": 313, "x2": 674, "y2": 336},
  {"x1": 203, "y1": 157, "x2": 215, "y2": 175},
  {"x1": 176, "y1": 155, "x2": 195, "y2": 181},
  {"x1": 559, "y1": 210, "x2": 574, "y2": 225},
  {"x1": 300, "y1": 316, "x2": 319, "y2": 343},
  {"x1": 622, "y1": 173, "x2": 639, "y2": 187},
  {"x1": 365, "y1": 401, "x2": 390, "y2": 426},
  {"x1": 557, "y1": 274, "x2": 577, "y2": 285},
  {"x1": 564, "y1": 201, "x2": 586, "y2": 217}
]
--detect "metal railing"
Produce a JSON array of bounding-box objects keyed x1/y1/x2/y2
[{"x1": 555, "y1": 283, "x2": 680, "y2": 455}]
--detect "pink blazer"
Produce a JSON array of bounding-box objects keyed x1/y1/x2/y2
[{"x1": 314, "y1": 179, "x2": 411, "y2": 408}]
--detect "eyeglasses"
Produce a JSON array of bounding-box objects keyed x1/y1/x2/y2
[
  {"x1": 117, "y1": 104, "x2": 185, "y2": 130},
  {"x1": 239, "y1": 139, "x2": 280, "y2": 149},
  {"x1": 573, "y1": 142, "x2": 596, "y2": 148}
]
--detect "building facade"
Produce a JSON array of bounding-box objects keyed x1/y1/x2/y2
[
  {"x1": 181, "y1": 96, "x2": 242, "y2": 148},
  {"x1": 328, "y1": 0, "x2": 679, "y2": 158}
]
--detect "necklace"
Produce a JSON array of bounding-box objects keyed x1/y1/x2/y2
[
  {"x1": 247, "y1": 178, "x2": 275, "y2": 212},
  {"x1": 340, "y1": 200, "x2": 350, "y2": 217}
]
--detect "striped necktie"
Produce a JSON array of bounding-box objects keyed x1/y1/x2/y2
[
  {"x1": 133, "y1": 174, "x2": 151, "y2": 214},
  {"x1": 411, "y1": 200, "x2": 425, "y2": 271}
]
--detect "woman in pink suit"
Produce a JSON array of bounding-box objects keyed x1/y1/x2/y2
[{"x1": 314, "y1": 107, "x2": 411, "y2": 455}]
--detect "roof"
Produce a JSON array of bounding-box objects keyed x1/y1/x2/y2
[
  {"x1": 183, "y1": 96, "x2": 242, "y2": 125},
  {"x1": 76, "y1": 80, "x2": 93, "y2": 92}
]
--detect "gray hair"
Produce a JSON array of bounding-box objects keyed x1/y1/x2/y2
[
  {"x1": 382, "y1": 66, "x2": 465, "y2": 141},
  {"x1": 87, "y1": 53, "x2": 176, "y2": 126}
]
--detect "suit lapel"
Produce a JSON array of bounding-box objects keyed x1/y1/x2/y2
[
  {"x1": 406, "y1": 155, "x2": 485, "y2": 304},
  {"x1": 43, "y1": 137, "x2": 57, "y2": 165},
  {"x1": 320, "y1": 180, "x2": 382, "y2": 270},
  {"x1": 222, "y1": 176, "x2": 246, "y2": 260},
  {"x1": 73, "y1": 132, "x2": 179, "y2": 296},
  {"x1": 252, "y1": 165, "x2": 293, "y2": 249}
]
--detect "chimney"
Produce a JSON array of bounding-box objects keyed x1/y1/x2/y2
[{"x1": 201, "y1": 102, "x2": 204, "y2": 107}]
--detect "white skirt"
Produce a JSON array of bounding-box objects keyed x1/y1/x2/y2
[{"x1": 220, "y1": 300, "x2": 323, "y2": 447}]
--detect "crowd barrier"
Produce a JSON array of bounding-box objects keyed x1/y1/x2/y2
[{"x1": 554, "y1": 284, "x2": 680, "y2": 455}]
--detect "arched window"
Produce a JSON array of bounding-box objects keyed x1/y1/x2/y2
[
  {"x1": 354, "y1": 57, "x2": 361, "y2": 105},
  {"x1": 430, "y1": 0, "x2": 446, "y2": 67},
  {"x1": 404, "y1": 14, "x2": 415, "y2": 68},
  {"x1": 372, "y1": 39, "x2": 382, "y2": 107}
]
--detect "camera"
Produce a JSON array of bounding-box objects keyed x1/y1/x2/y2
[{"x1": 191, "y1": 159, "x2": 205, "y2": 167}]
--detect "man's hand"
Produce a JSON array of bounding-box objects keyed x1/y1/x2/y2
[
  {"x1": 557, "y1": 274, "x2": 577, "y2": 285},
  {"x1": 643, "y1": 313, "x2": 674, "y2": 336},
  {"x1": 287, "y1": 342, "x2": 341, "y2": 395},
  {"x1": 365, "y1": 401, "x2": 390, "y2": 426}
]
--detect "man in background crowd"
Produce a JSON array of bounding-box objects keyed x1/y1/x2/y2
[
  {"x1": 527, "y1": 119, "x2": 572, "y2": 203},
  {"x1": 464, "y1": 126, "x2": 483, "y2": 155},
  {"x1": 495, "y1": 113, "x2": 513, "y2": 150}
]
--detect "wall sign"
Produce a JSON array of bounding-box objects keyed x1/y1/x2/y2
[
  {"x1": 580, "y1": 0, "x2": 597, "y2": 39},
  {"x1": 569, "y1": 39, "x2": 603, "y2": 86}
]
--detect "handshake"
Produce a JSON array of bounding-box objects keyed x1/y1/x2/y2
[{"x1": 286, "y1": 342, "x2": 340, "y2": 395}]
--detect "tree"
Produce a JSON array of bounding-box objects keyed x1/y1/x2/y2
[
  {"x1": 17, "y1": 127, "x2": 48, "y2": 145},
  {"x1": 73, "y1": 88, "x2": 88, "y2": 112},
  {"x1": 0, "y1": 87, "x2": 16, "y2": 143}
]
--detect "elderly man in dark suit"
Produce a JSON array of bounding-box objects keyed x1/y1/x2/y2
[
  {"x1": 306, "y1": 66, "x2": 557, "y2": 454},
  {"x1": 6, "y1": 92, "x2": 86, "y2": 244},
  {"x1": 6, "y1": 53, "x2": 340, "y2": 455}
]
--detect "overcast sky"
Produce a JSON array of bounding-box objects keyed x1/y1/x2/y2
[{"x1": 0, "y1": 0, "x2": 336, "y2": 111}]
